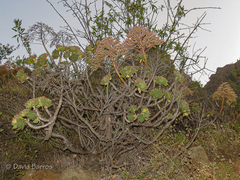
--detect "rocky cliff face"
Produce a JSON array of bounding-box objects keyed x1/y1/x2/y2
[{"x1": 205, "y1": 60, "x2": 240, "y2": 98}]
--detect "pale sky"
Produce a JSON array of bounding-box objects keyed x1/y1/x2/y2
[{"x1": 1, "y1": 0, "x2": 240, "y2": 86}]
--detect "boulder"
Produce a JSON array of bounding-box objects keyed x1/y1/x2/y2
[{"x1": 188, "y1": 146, "x2": 210, "y2": 168}]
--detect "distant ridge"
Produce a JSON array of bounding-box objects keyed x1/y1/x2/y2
[{"x1": 205, "y1": 60, "x2": 240, "y2": 99}]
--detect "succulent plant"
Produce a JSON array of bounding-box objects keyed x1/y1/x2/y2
[
  {"x1": 25, "y1": 55, "x2": 37, "y2": 65},
  {"x1": 174, "y1": 71, "x2": 184, "y2": 83},
  {"x1": 163, "y1": 90, "x2": 172, "y2": 102},
  {"x1": 155, "y1": 76, "x2": 168, "y2": 86},
  {"x1": 52, "y1": 49, "x2": 60, "y2": 59},
  {"x1": 127, "y1": 113, "x2": 135, "y2": 122},
  {"x1": 128, "y1": 106, "x2": 150, "y2": 123},
  {"x1": 36, "y1": 53, "x2": 48, "y2": 67},
  {"x1": 60, "y1": 61, "x2": 70, "y2": 67},
  {"x1": 140, "y1": 106, "x2": 150, "y2": 120},
  {"x1": 120, "y1": 66, "x2": 136, "y2": 78},
  {"x1": 69, "y1": 52, "x2": 79, "y2": 62},
  {"x1": 56, "y1": 45, "x2": 68, "y2": 52},
  {"x1": 12, "y1": 96, "x2": 52, "y2": 131},
  {"x1": 135, "y1": 53, "x2": 145, "y2": 63},
  {"x1": 128, "y1": 105, "x2": 137, "y2": 114},
  {"x1": 100, "y1": 74, "x2": 112, "y2": 85},
  {"x1": 63, "y1": 51, "x2": 71, "y2": 59},
  {"x1": 12, "y1": 117, "x2": 26, "y2": 130},
  {"x1": 127, "y1": 105, "x2": 137, "y2": 122},
  {"x1": 16, "y1": 69, "x2": 29, "y2": 83},
  {"x1": 69, "y1": 46, "x2": 81, "y2": 52},
  {"x1": 137, "y1": 114, "x2": 145, "y2": 122},
  {"x1": 38, "y1": 53, "x2": 47, "y2": 60},
  {"x1": 33, "y1": 117, "x2": 41, "y2": 124},
  {"x1": 127, "y1": 105, "x2": 150, "y2": 123},
  {"x1": 26, "y1": 110, "x2": 37, "y2": 119},
  {"x1": 25, "y1": 96, "x2": 52, "y2": 109},
  {"x1": 150, "y1": 89, "x2": 163, "y2": 99},
  {"x1": 179, "y1": 100, "x2": 190, "y2": 116},
  {"x1": 135, "y1": 78, "x2": 148, "y2": 93},
  {"x1": 38, "y1": 96, "x2": 52, "y2": 108}
]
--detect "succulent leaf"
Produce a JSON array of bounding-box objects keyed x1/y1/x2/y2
[
  {"x1": 38, "y1": 97, "x2": 52, "y2": 108},
  {"x1": 127, "y1": 113, "x2": 135, "y2": 122},
  {"x1": 137, "y1": 114, "x2": 145, "y2": 123},
  {"x1": 25, "y1": 55, "x2": 37, "y2": 65},
  {"x1": 16, "y1": 69, "x2": 29, "y2": 83},
  {"x1": 38, "y1": 53, "x2": 47, "y2": 60},
  {"x1": 25, "y1": 98, "x2": 37, "y2": 109},
  {"x1": 36, "y1": 57, "x2": 48, "y2": 67},
  {"x1": 135, "y1": 78, "x2": 147, "y2": 93},
  {"x1": 100, "y1": 75, "x2": 112, "y2": 85},
  {"x1": 52, "y1": 49, "x2": 59, "y2": 59},
  {"x1": 20, "y1": 109, "x2": 30, "y2": 117},
  {"x1": 155, "y1": 76, "x2": 168, "y2": 86},
  {"x1": 60, "y1": 61, "x2": 69, "y2": 66},
  {"x1": 141, "y1": 107, "x2": 150, "y2": 120},
  {"x1": 149, "y1": 89, "x2": 163, "y2": 99},
  {"x1": 174, "y1": 71, "x2": 184, "y2": 83},
  {"x1": 120, "y1": 66, "x2": 136, "y2": 78},
  {"x1": 69, "y1": 46, "x2": 81, "y2": 52},
  {"x1": 63, "y1": 51, "x2": 71, "y2": 59},
  {"x1": 163, "y1": 90, "x2": 172, "y2": 102},
  {"x1": 12, "y1": 114, "x2": 27, "y2": 131},
  {"x1": 33, "y1": 117, "x2": 40, "y2": 124},
  {"x1": 128, "y1": 105, "x2": 137, "y2": 114},
  {"x1": 69, "y1": 53, "x2": 78, "y2": 62},
  {"x1": 25, "y1": 97, "x2": 52, "y2": 109},
  {"x1": 26, "y1": 110, "x2": 37, "y2": 119},
  {"x1": 135, "y1": 53, "x2": 145, "y2": 62},
  {"x1": 57, "y1": 45, "x2": 68, "y2": 52},
  {"x1": 179, "y1": 100, "x2": 190, "y2": 116}
]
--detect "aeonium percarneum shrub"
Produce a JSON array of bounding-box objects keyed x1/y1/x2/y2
[{"x1": 12, "y1": 26, "x2": 198, "y2": 168}]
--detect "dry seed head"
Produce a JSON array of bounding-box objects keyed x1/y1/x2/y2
[
  {"x1": 212, "y1": 82, "x2": 237, "y2": 103},
  {"x1": 90, "y1": 37, "x2": 126, "y2": 71},
  {"x1": 124, "y1": 26, "x2": 164, "y2": 52}
]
